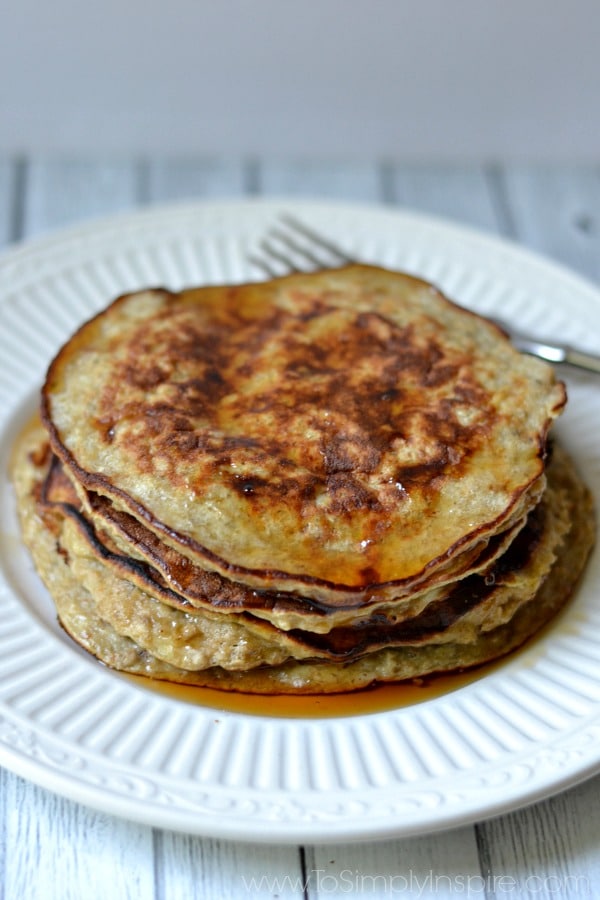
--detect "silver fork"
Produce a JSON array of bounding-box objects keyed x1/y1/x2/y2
[{"x1": 249, "y1": 213, "x2": 600, "y2": 375}]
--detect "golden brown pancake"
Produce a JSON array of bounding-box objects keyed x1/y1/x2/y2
[
  {"x1": 12, "y1": 264, "x2": 594, "y2": 695},
  {"x1": 41, "y1": 265, "x2": 564, "y2": 603},
  {"x1": 40, "y1": 451, "x2": 540, "y2": 635},
  {"x1": 11, "y1": 421, "x2": 595, "y2": 693}
]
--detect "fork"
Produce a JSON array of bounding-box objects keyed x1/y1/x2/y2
[{"x1": 249, "y1": 214, "x2": 600, "y2": 375}]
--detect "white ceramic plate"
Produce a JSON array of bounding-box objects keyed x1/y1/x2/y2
[{"x1": 1, "y1": 199, "x2": 600, "y2": 845}]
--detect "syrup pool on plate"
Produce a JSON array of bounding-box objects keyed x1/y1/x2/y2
[
  {"x1": 123, "y1": 664, "x2": 499, "y2": 718},
  {"x1": 123, "y1": 611, "x2": 572, "y2": 718}
]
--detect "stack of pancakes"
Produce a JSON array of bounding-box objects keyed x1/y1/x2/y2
[{"x1": 12, "y1": 264, "x2": 595, "y2": 693}]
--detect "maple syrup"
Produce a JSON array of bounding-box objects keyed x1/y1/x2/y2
[
  {"x1": 122, "y1": 593, "x2": 578, "y2": 718},
  {"x1": 122, "y1": 662, "x2": 500, "y2": 718},
  {"x1": 123, "y1": 596, "x2": 581, "y2": 719}
]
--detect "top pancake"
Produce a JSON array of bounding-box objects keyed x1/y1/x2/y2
[{"x1": 41, "y1": 264, "x2": 565, "y2": 597}]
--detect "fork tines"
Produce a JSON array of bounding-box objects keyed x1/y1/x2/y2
[{"x1": 248, "y1": 213, "x2": 355, "y2": 278}]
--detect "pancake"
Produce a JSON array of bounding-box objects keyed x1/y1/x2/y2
[
  {"x1": 11, "y1": 421, "x2": 594, "y2": 693},
  {"x1": 43, "y1": 450, "x2": 537, "y2": 633},
  {"x1": 13, "y1": 263, "x2": 594, "y2": 696},
  {"x1": 41, "y1": 265, "x2": 565, "y2": 603}
]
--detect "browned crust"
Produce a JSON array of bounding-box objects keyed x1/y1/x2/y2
[
  {"x1": 12, "y1": 417, "x2": 595, "y2": 693},
  {"x1": 40, "y1": 265, "x2": 565, "y2": 598},
  {"x1": 37, "y1": 444, "x2": 574, "y2": 664},
  {"x1": 42, "y1": 451, "x2": 531, "y2": 623}
]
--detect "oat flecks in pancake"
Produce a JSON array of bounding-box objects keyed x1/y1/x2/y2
[{"x1": 41, "y1": 265, "x2": 564, "y2": 598}]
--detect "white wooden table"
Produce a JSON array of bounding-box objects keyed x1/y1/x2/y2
[{"x1": 1, "y1": 157, "x2": 599, "y2": 899}]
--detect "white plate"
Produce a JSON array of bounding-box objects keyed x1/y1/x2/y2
[{"x1": 1, "y1": 198, "x2": 600, "y2": 845}]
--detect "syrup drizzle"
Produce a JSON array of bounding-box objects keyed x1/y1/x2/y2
[{"x1": 123, "y1": 663, "x2": 499, "y2": 719}]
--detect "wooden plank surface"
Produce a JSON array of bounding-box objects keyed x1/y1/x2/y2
[
  {"x1": 0, "y1": 158, "x2": 21, "y2": 247},
  {"x1": 144, "y1": 158, "x2": 248, "y2": 204},
  {"x1": 22, "y1": 157, "x2": 141, "y2": 238},
  {"x1": 1, "y1": 156, "x2": 600, "y2": 899},
  {"x1": 306, "y1": 828, "x2": 483, "y2": 899},
  {"x1": 155, "y1": 834, "x2": 305, "y2": 900},
  {"x1": 3, "y1": 777, "x2": 154, "y2": 900},
  {"x1": 477, "y1": 783, "x2": 600, "y2": 899},
  {"x1": 257, "y1": 159, "x2": 384, "y2": 201},
  {"x1": 385, "y1": 163, "x2": 501, "y2": 232},
  {"x1": 499, "y1": 164, "x2": 600, "y2": 282}
]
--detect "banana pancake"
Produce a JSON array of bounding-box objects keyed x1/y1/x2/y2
[
  {"x1": 49, "y1": 451, "x2": 535, "y2": 633},
  {"x1": 13, "y1": 263, "x2": 595, "y2": 695},
  {"x1": 38, "y1": 436, "x2": 568, "y2": 657},
  {"x1": 11, "y1": 422, "x2": 595, "y2": 692},
  {"x1": 41, "y1": 265, "x2": 565, "y2": 603}
]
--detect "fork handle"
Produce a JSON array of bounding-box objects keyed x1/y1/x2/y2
[
  {"x1": 563, "y1": 346, "x2": 600, "y2": 374},
  {"x1": 514, "y1": 335, "x2": 600, "y2": 374}
]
